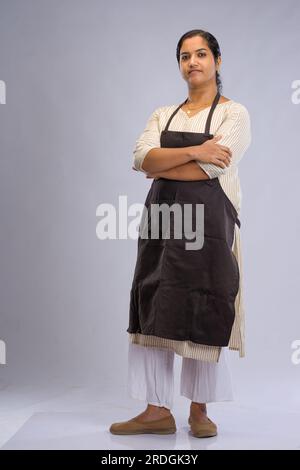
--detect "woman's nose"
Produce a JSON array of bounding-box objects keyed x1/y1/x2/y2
[{"x1": 189, "y1": 56, "x2": 198, "y2": 66}]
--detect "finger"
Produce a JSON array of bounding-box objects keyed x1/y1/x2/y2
[
  {"x1": 222, "y1": 154, "x2": 231, "y2": 166},
  {"x1": 217, "y1": 147, "x2": 232, "y2": 158},
  {"x1": 220, "y1": 151, "x2": 231, "y2": 165},
  {"x1": 212, "y1": 157, "x2": 226, "y2": 168},
  {"x1": 212, "y1": 135, "x2": 223, "y2": 141},
  {"x1": 216, "y1": 144, "x2": 232, "y2": 156},
  {"x1": 220, "y1": 146, "x2": 232, "y2": 156},
  {"x1": 218, "y1": 151, "x2": 231, "y2": 166},
  {"x1": 215, "y1": 159, "x2": 226, "y2": 168}
]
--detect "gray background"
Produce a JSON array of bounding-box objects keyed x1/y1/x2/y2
[{"x1": 0, "y1": 0, "x2": 299, "y2": 412}]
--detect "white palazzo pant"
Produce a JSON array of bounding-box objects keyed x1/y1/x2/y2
[{"x1": 127, "y1": 342, "x2": 234, "y2": 410}]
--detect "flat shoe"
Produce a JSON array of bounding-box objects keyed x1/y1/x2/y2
[
  {"x1": 109, "y1": 413, "x2": 177, "y2": 435},
  {"x1": 188, "y1": 415, "x2": 217, "y2": 438}
]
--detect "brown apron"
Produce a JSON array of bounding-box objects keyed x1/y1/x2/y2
[{"x1": 127, "y1": 91, "x2": 240, "y2": 347}]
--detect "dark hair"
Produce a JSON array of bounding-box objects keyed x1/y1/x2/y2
[{"x1": 176, "y1": 29, "x2": 222, "y2": 94}]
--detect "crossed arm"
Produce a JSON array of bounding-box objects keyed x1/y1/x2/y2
[
  {"x1": 132, "y1": 103, "x2": 251, "y2": 181},
  {"x1": 142, "y1": 159, "x2": 210, "y2": 181}
]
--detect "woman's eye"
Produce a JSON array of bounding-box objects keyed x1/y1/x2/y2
[{"x1": 182, "y1": 53, "x2": 206, "y2": 61}]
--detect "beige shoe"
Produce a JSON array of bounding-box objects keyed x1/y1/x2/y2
[
  {"x1": 109, "y1": 413, "x2": 177, "y2": 435},
  {"x1": 188, "y1": 415, "x2": 217, "y2": 438}
]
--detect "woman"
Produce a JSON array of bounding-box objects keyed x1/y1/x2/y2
[{"x1": 110, "y1": 29, "x2": 251, "y2": 438}]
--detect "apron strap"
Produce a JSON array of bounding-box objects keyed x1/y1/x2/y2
[
  {"x1": 163, "y1": 91, "x2": 221, "y2": 134},
  {"x1": 164, "y1": 98, "x2": 188, "y2": 131},
  {"x1": 204, "y1": 91, "x2": 221, "y2": 135}
]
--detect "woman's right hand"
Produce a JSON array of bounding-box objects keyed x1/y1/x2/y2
[{"x1": 191, "y1": 135, "x2": 232, "y2": 168}]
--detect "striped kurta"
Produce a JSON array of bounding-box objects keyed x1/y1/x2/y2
[{"x1": 130, "y1": 99, "x2": 252, "y2": 362}]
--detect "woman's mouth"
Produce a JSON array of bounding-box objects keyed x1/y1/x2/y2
[{"x1": 188, "y1": 70, "x2": 202, "y2": 75}]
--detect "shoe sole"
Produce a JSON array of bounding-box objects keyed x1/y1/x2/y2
[
  {"x1": 191, "y1": 430, "x2": 217, "y2": 438},
  {"x1": 110, "y1": 427, "x2": 177, "y2": 435}
]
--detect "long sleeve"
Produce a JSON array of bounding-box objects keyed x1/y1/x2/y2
[
  {"x1": 197, "y1": 103, "x2": 251, "y2": 178},
  {"x1": 132, "y1": 107, "x2": 162, "y2": 173}
]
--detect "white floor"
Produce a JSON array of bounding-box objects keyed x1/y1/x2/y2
[{"x1": 1, "y1": 380, "x2": 300, "y2": 450}]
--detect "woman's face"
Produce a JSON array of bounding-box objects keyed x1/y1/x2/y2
[{"x1": 179, "y1": 35, "x2": 221, "y2": 88}]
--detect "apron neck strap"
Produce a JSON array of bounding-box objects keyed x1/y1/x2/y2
[
  {"x1": 204, "y1": 91, "x2": 220, "y2": 135},
  {"x1": 163, "y1": 91, "x2": 221, "y2": 133},
  {"x1": 164, "y1": 98, "x2": 187, "y2": 131}
]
